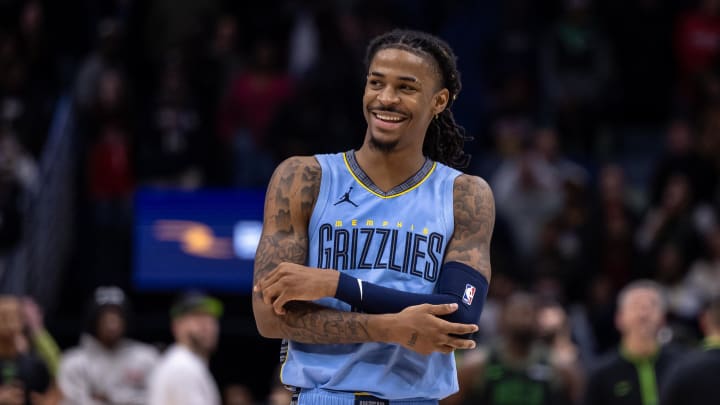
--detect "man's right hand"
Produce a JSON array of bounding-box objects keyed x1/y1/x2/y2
[
  {"x1": 388, "y1": 303, "x2": 478, "y2": 355},
  {"x1": 0, "y1": 383, "x2": 24, "y2": 405}
]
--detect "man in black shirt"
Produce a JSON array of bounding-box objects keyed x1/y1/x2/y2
[
  {"x1": 583, "y1": 280, "x2": 680, "y2": 405},
  {"x1": 660, "y1": 296, "x2": 720, "y2": 405},
  {"x1": 0, "y1": 295, "x2": 50, "y2": 405}
]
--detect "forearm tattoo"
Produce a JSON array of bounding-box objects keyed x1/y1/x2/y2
[{"x1": 254, "y1": 158, "x2": 385, "y2": 343}]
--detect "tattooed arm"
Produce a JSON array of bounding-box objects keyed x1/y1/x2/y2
[
  {"x1": 252, "y1": 156, "x2": 478, "y2": 351},
  {"x1": 443, "y1": 174, "x2": 495, "y2": 280},
  {"x1": 255, "y1": 172, "x2": 494, "y2": 327}
]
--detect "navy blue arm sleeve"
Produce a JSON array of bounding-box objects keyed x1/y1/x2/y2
[{"x1": 334, "y1": 261, "x2": 488, "y2": 326}]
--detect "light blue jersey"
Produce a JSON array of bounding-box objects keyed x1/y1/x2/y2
[{"x1": 280, "y1": 150, "x2": 463, "y2": 401}]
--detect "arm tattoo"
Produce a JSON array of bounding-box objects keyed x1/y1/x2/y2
[
  {"x1": 407, "y1": 332, "x2": 419, "y2": 347},
  {"x1": 253, "y1": 157, "x2": 388, "y2": 344},
  {"x1": 278, "y1": 302, "x2": 386, "y2": 344},
  {"x1": 447, "y1": 175, "x2": 495, "y2": 277}
]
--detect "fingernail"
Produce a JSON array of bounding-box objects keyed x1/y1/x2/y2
[
  {"x1": 450, "y1": 303, "x2": 458, "y2": 308},
  {"x1": 470, "y1": 342, "x2": 476, "y2": 349}
]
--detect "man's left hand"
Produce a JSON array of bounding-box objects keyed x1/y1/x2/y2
[{"x1": 255, "y1": 263, "x2": 339, "y2": 314}]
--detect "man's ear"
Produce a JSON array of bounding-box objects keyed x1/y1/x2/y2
[{"x1": 432, "y1": 88, "x2": 450, "y2": 116}]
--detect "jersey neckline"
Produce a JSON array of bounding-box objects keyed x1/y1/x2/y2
[{"x1": 342, "y1": 150, "x2": 436, "y2": 199}]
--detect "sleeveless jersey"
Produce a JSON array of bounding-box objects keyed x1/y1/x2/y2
[{"x1": 280, "y1": 150, "x2": 463, "y2": 400}]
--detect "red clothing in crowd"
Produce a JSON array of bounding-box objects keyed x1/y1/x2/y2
[{"x1": 217, "y1": 71, "x2": 294, "y2": 147}]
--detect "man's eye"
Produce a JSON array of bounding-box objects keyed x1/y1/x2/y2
[{"x1": 400, "y1": 85, "x2": 417, "y2": 92}]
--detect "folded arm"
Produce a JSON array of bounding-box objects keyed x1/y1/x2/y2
[
  {"x1": 252, "y1": 157, "x2": 478, "y2": 354},
  {"x1": 257, "y1": 174, "x2": 495, "y2": 326}
]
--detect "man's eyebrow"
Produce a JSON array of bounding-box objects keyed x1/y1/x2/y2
[{"x1": 369, "y1": 71, "x2": 419, "y2": 83}]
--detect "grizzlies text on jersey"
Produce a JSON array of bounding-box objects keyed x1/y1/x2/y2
[{"x1": 280, "y1": 150, "x2": 463, "y2": 400}]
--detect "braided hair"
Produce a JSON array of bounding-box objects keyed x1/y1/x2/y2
[{"x1": 365, "y1": 29, "x2": 471, "y2": 169}]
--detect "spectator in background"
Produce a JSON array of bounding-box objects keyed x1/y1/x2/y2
[
  {"x1": 660, "y1": 295, "x2": 720, "y2": 405},
  {"x1": 0, "y1": 295, "x2": 51, "y2": 405},
  {"x1": 589, "y1": 164, "x2": 639, "y2": 291},
  {"x1": 444, "y1": 292, "x2": 577, "y2": 405},
  {"x1": 222, "y1": 383, "x2": 254, "y2": 405},
  {"x1": 74, "y1": 19, "x2": 125, "y2": 115},
  {"x1": 58, "y1": 286, "x2": 159, "y2": 405},
  {"x1": 217, "y1": 37, "x2": 294, "y2": 187},
  {"x1": 17, "y1": 297, "x2": 60, "y2": 379},
  {"x1": 492, "y1": 121, "x2": 564, "y2": 261},
  {"x1": 0, "y1": 129, "x2": 38, "y2": 254},
  {"x1": 148, "y1": 292, "x2": 222, "y2": 405},
  {"x1": 650, "y1": 119, "x2": 718, "y2": 206},
  {"x1": 636, "y1": 173, "x2": 702, "y2": 275},
  {"x1": 137, "y1": 54, "x2": 206, "y2": 189},
  {"x1": 583, "y1": 280, "x2": 681, "y2": 405},
  {"x1": 675, "y1": 0, "x2": 720, "y2": 91},
  {"x1": 539, "y1": 0, "x2": 613, "y2": 152},
  {"x1": 684, "y1": 227, "x2": 720, "y2": 310}
]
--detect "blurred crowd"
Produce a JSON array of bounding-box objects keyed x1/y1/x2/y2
[{"x1": 1, "y1": 0, "x2": 720, "y2": 404}]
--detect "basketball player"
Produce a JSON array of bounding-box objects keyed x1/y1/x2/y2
[{"x1": 253, "y1": 29, "x2": 494, "y2": 404}]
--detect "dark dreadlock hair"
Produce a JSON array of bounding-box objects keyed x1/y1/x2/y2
[{"x1": 365, "y1": 29, "x2": 471, "y2": 169}]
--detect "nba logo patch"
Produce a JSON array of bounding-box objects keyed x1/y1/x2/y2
[{"x1": 462, "y1": 284, "x2": 476, "y2": 305}]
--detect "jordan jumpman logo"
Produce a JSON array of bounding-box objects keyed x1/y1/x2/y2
[{"x1": 334, "y1": 186, "x2": 358, "y2": 207}]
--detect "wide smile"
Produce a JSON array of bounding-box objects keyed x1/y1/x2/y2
[{"x1": 370, "y1": 110, "x2": 408, "y2": 130}]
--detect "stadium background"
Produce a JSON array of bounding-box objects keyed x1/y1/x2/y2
[{"x1": 1, "y1": 0, "x2": 719, "y2": 401}]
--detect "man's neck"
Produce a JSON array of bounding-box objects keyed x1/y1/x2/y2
[
  {"x1": 622, "y1": 335, "x2": 659, "y2": 358},
  {"x1": 179, "y1": 341, "x2": 209, "y2": 363},
  {"x1": 354, "y1": 144, "x2": 426, "y2": 192}
]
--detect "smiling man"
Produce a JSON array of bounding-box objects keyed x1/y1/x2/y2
[{"x1": 252, "y1": 29, "x2": 495, "y2": 405}]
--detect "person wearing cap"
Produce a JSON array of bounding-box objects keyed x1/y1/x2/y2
[
  {"x1": 58, "y1": 286, "x2": 159, "y2": 405},
  {"x1": 148, "y1": 292, "x2": 222, "y2": 405}
]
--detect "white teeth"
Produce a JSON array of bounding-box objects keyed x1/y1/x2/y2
[{"x1": 375, "y1": 113, "x2": 404, "y2": 122}]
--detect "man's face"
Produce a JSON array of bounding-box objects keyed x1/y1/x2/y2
[
  {"x1": 175, "y1": 312, "x2": 219, "y2": 355},
  {"x1": 96, "y1": 308, "x2": 126, "y2": 347},
  {"x1": 363, "y1": 48, "x2": 448, "y2": 153},
  {"x1": 0, "y1": 297, "x2": 22, "y2": 340},
  {"x1": 501, "y1": 295, "x2": 538, "y2": 343},
  {"x1": 616, "y1": 288, "x2": 664, "y2": 339}
]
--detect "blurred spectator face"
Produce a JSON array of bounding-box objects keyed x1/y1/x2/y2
[
  {"x1": 666, "y1": 120, "x2": 692, "y2": 155},
  {"x1": 0, "y1": 296, "x2": 22, "y2": 341},
  {"x1": 252, "y1": 39, "x2": 279, "y2": 71},
  {"x1": 534, "y1": 128, "x2": 559, "y2": 160},
  {"x1": 223, "y1": 384, "x2": 253, "y2": 405},
  {"x1": 500, "y1": 293, "x2": 538, "y2": 344},
  {"x1": 174, "y1": 312, "x2": 219, "y2": 356},
  {"x1": 96, "y1": 307, "x2": 126, "y2": 347},
  {"x1": 20, "y1": 1, "x2": 43, "y2": 37},
  {"x1": 214, "y1": 15, "x2": 237, "y2": 55},
  {"x1": 268, "y1": 386, "x2": 292, "y2": 405},
  {"x1": 661, "y1": 174, "x2": 690, "y2": 213},
  {"x1": 616, "y1": 287, "x2": 664, "y2": 339},
  {"x1": 538, "y1": 304, "x2": 568, "y2": 344},
  {"x1": 656, "y1": 243, "x2": 685, "y2": 283},
  {"x1": 599, "y1": 164, "x2": 624, "y2": 203},
  {"x1": 98, "y1": 70, "x2": 124, "y2": 110}
]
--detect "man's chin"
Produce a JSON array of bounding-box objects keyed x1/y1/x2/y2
[{"x1": 369, "y1": 133, "x2": 399, "y2": 153}]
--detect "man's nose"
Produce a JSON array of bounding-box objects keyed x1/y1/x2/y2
[{"x1": 377, "y1": 86, "x2": 400, "y2": 105}]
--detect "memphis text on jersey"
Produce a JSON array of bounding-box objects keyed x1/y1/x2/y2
[{"x1": 315, "y1": 219, "x2": 444, "y2": 282}]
